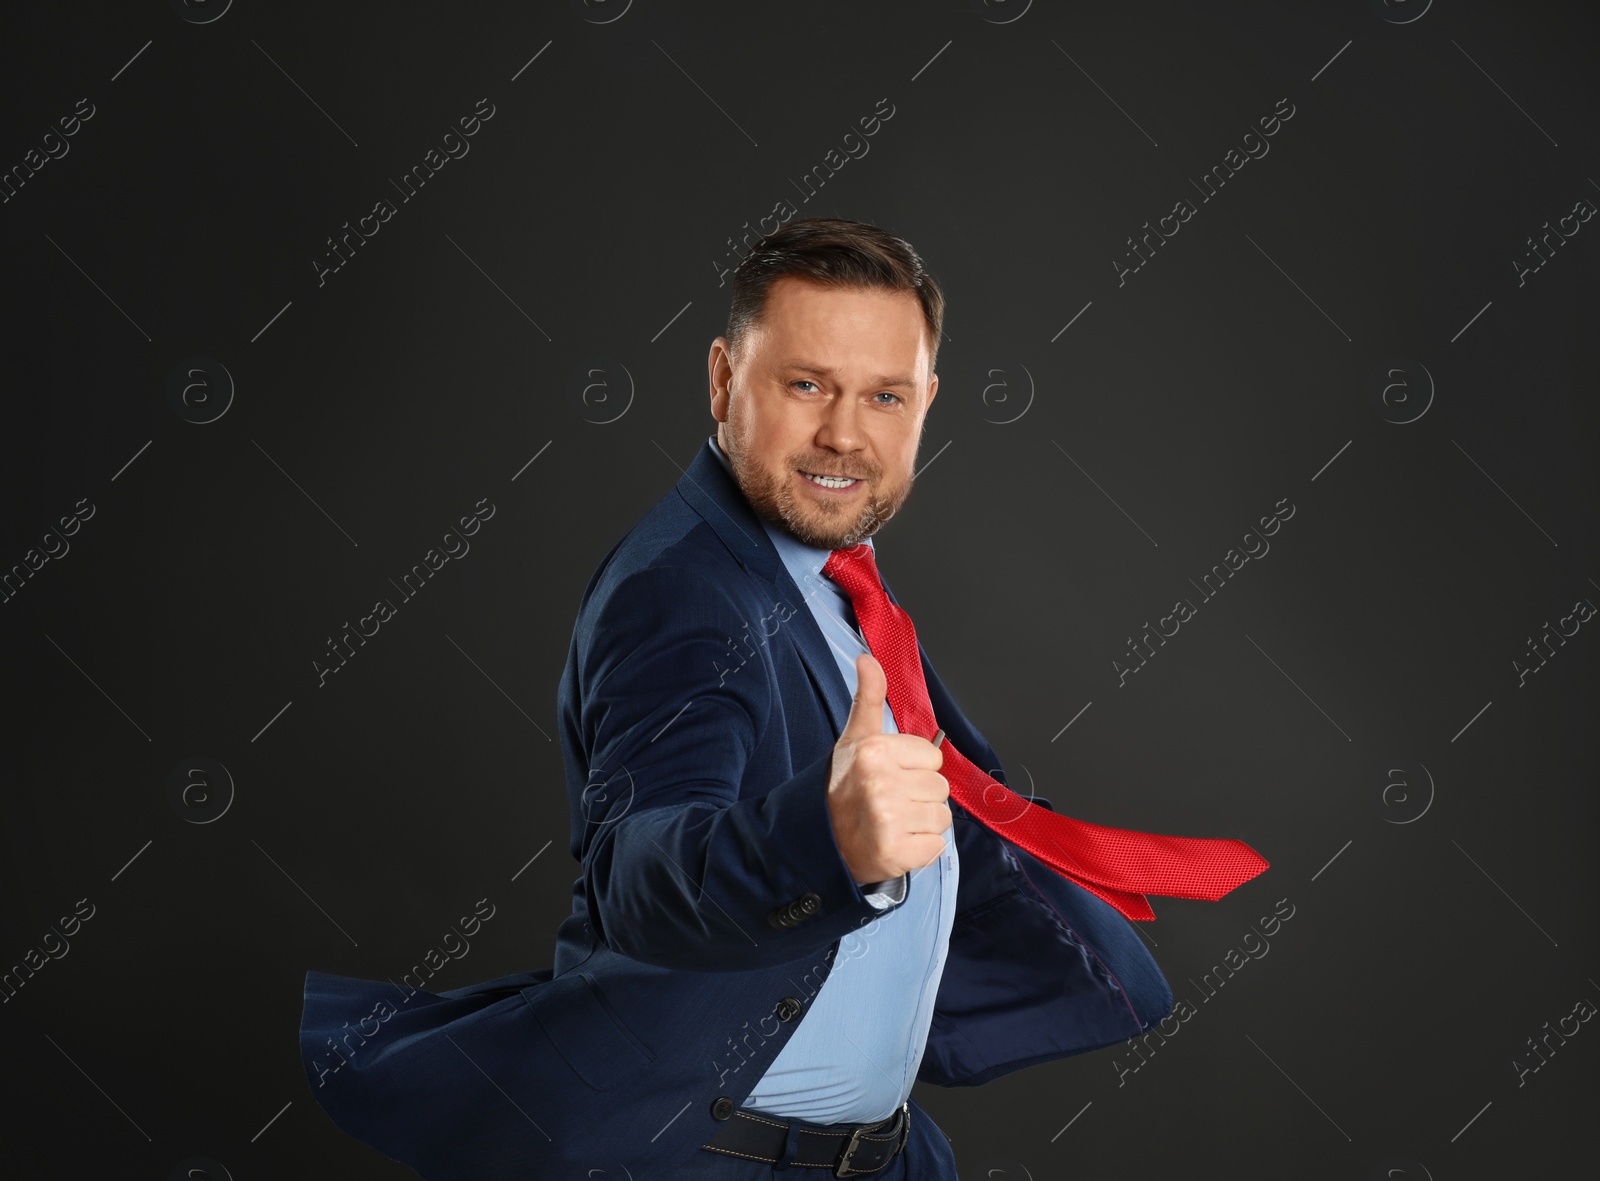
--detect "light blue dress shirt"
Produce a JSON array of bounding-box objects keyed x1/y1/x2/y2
[{"x1": 707, "y1": 434, "x2": 960, "y2": 1125}]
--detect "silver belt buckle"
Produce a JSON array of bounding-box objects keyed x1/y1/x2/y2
[
  {"x1": 835, "y1": 1102, "x2": 907, "y2": 1178},
  {"x1": 835, "y1": 1123, "x2": 869, "y2": 1177}
]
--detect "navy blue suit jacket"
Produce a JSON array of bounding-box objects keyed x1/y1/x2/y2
[{"x1": 299, "y1": 437, "x2": 1172, "y2": 1180}]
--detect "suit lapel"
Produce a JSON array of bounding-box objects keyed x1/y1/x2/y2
[{"x1": 674, "y1": 439, "x2": 855, "y2": 736}]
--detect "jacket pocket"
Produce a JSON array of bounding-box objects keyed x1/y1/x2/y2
[
  {"x1": 522, "y1": 970, "x2": 655, "y2": 1090},
  {"x1": 953, "y1": 886, "x2": 1023, "y2": 927}
]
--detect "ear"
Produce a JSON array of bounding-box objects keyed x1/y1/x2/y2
[
  {"x1": 708, "y1": 337, "x2": 734, "y2": 423},
  {"x1": 924, "y1": 371, "x2": 938, "y2": 411}
]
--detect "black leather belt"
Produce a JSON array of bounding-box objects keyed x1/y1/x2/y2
[{"x1": 701, "y1": 1099, "x2": 910, "y2": 1176}]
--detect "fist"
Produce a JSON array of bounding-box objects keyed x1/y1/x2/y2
[{"x1": 826, "y1": 652, "x2": 951, "y2": 885}]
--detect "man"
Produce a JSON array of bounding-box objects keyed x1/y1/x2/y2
[{"x1": 300, "y1": 217, "x2": 1173, "y2": 1180}]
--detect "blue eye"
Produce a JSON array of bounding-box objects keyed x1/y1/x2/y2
[{"x1": 790, "y1": 381, "x2": 902, "y2": 403}]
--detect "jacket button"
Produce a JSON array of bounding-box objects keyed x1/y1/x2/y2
[
  {"x1": 775, "y1": 996, "x2": 803, "y2": 1022},
  {"x1": 711, "y1": 1096, "x2": 736, "y2": 1120},
  {"x1": 799, "y1": 892, "x2": 821, "y2": 914}
]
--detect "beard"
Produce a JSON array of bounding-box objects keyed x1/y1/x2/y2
[{"x1": 722, "y1": 431, "x2": 914, "y2": 551}]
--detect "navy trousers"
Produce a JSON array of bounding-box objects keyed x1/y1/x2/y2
[{"x1": 677, "y1": 1096, "x2": 960, "y2": 1179}]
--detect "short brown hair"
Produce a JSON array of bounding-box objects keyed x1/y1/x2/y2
[{"x1": 726, "y1": 216, "x2": 945, "y2": 374}]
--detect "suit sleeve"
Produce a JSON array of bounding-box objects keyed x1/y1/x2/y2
[{"x1": 574, "y1": 563, "x2": 894, "y2": 972}]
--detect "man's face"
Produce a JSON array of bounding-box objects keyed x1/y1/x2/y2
[{"x1": 708, "y1": 275, "x2": 939, "y2": 551}]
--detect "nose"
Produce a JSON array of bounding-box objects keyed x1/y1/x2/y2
[{"x1": 814, "y1": 389, "x2": 866, "y2": 457}]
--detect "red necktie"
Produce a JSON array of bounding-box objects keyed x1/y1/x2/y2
[{"x1": 822, "y1": 543, "x2": 1268, "y2": 921}]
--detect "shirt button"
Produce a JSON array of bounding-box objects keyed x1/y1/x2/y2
[{"x1": 711, "y1": 1096, "x2": 736, "y2": 1120}]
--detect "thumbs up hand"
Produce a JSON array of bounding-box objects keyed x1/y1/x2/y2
[{"x1": 826, "y1": 652, "x2": 951, "y2": 886}]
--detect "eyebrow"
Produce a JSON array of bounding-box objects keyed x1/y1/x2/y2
[{"x1": 779, "y1": 361, "x2": 919, "y2": 388}]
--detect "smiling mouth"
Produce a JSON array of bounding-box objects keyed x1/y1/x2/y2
[{"x1": 799, "y1": 470, "x2": 863, "y2": 488}]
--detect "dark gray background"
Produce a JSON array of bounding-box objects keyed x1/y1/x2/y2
[{"x1": 2, "y1": 1, "x2": 1595, "y2": 1178}]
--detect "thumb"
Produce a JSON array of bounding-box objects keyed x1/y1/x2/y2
[{"x1": 842, "y1": 652, "x2": 887, "y2": 740}]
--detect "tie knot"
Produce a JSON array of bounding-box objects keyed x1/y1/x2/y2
[{"x1": 822, "y1": 543, "x2": 883, "y2": 603}]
